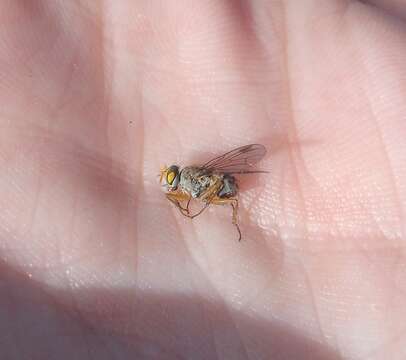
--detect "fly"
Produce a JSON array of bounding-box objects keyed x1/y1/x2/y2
[{"x1": 159, "y1": 144, "x2": 267, "y2": 241}]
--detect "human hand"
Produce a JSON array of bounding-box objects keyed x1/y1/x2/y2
[{"x1": 0, "y1": 1, "x2": 405, "y2": 359}]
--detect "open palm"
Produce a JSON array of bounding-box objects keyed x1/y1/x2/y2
[{"x1": 1, "y1": 1, "x2": 405, "y2": 359}]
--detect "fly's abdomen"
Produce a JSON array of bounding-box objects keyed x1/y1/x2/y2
[{"x1": 218, "y1": 175, "x2": 238, "y2": 198}]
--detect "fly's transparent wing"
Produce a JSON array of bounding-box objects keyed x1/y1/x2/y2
[{"x1": 202, "y1": 144, "x2": 267, "y2": 174}]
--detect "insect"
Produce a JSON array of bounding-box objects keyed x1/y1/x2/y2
[{"x1": 159, "y1": 144, "x2": 267, "y2": 241}]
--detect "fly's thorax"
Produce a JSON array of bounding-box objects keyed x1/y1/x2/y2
[{"x1": 179, "y1": 166, "x2": 217, "y2": 198}]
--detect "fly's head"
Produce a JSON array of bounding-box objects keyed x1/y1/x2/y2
[{"x1": 159, "y1": 165, "x2": 180, "y2": 191}]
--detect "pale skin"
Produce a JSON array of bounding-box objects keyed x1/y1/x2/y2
[{"x1": 1, "y1": 1, "x2": 406, "y2": 359}]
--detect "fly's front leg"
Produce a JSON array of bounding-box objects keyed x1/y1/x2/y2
[
  {"x1": 165, "y1": 192, "x2": 202, "y2": 219},
  {"x1": 165, "y1": 192, "x2": 191, "y2": 216},
  {"x1": 211, "y1": 197, "x2": 241, "y2": 241}
]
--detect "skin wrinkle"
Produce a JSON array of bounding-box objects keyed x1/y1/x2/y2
[
  {"x1": 24, "y1": 153, "x2": 41, "y2": 242},
  {"x1": 217, "y1": 300, "x2": 251, "y2": 360},
  {"x1": 185, "y1": 239, "x2": 260, "y2": 357},
  {"x1": 275, "y1": 152, "x2": 288, "y2": 238},
  {"x1": 290, "y1": 150, "x2": 336, "y2": 236},
  {"x1": 358, "y1": 305, "x2": 406, "y2": 358},
  {"x1": 360, "y1": 0, "x2": 406, "y2": 21},
  {"x1": 384, "y1": 268, "x2": 406, "y2": 334},
  {"x1": 363, "y1": 256, "x2": 405, "y2": 356},
  {"x1": 202, "y1": 302, "x2": 236, "y2": 359},
  {"x1": 304, "y1": 0, "x2": 352, "y2": 32},
  {"x1": 69, "y1": 286, "x2": 109, "y2": 349},
  {"x1": 9, "y1": 141, "x2": 48, "y2": 260},
  {"x1": 45, "y1": 42, "x2": 78, "y2": 128},
  {"x1": 66, "y1": 158, "x2": 80, "y2": 269},
  {"x1": 280, "y1": 2, "x2": 402, "y2": 358},
  {"x1": 297, "y1": 13, "x2": 366, "y2": 241},
  {"x1": 287, "y1": 2, "x2": 398, "y2": 242},
  {"x1": 29, "y1": 8, "x2": 81, "y2": 125},
  {"x1": 245, "y1": 187, "x2": 270, "y2": 242},
  {"x1": 101, "y1": 7, "x2": 146, "y2": 330},
  {"x1": 75, "y1": 309, "x2": 110, "y2": 360},
  {"x1": 279, "y1": 2, "x2": 310, "y2": 253},
  {"x1": 347, "y1": 17, "x2": 403, "y2": 239},
  {"x1": 230, "y1": 324, "x2": 250, "y2": 360},
  {"x1": 300, "y1": 262, "x2": 333, "y2": 351},
  {"x1": 5, "y1": 278, "x2": 21, "y2": 359}
]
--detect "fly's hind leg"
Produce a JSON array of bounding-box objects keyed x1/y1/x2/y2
[
  {"x1": 166, "y1": 192, "x2": 208, "y2": 219},
  {"x1": 211, "y1": 197, "x2": 241, "y2": 241},
  {"x1": 230, "y1": 200, "x2": 241, "y2": 241}
]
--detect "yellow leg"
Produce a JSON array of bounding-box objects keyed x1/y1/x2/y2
[
  {"x1": 186, "y1": 180, "x2": 223, "y2": 219},
  {"x1": 165, "y1": 192, "x2": 191, "y2": 216},
  {"x1": 210, "y1": 197, "x2": 241, "y2": 241},
  {"x1": 166, "y1": 182, "x2": 241, "y2": 241}
]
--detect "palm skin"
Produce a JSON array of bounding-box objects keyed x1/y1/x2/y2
[{"x1": 0, "y1": 1, "x2": 405, "y2": 359}]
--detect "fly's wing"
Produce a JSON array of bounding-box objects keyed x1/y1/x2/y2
[{"x1": 202, "y1": 144, "x2": 267, "y2": 174}]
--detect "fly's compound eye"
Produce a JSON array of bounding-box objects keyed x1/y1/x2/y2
[
  {"x1": 167, "y1": 171, "x2": 176, "y2": 184},
  {"x1": 166, "y1": 165, "x2": 180, "y2": 189}
]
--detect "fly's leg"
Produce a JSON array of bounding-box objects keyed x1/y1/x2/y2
[
  {"x1": 167, "y1": 195, "x2": 188, "y2": 214},
  {"x1": 185, "y1": 197, "x2": 191, "y2": 214},
  {"x1": 187, "y1": 180, "x2": 222, "y2": 219},
  {"x1": 210, "y1": 197, "x2": 241, "y2": 241},
  {"x1": 165, "y1": 192, "x2": 191, "y2": 216},
  {"x1": 180, "y1": 194, "x2": 213, "y2": 219},
  {"x1": 189, "y1": 197, "x2": 212, "y2": 219},
  {"x1": 231, "y1": 200, "x2": 241, "y2": 241}
]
